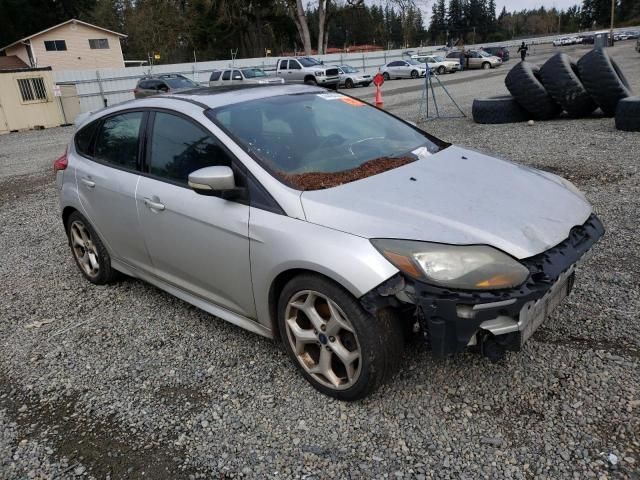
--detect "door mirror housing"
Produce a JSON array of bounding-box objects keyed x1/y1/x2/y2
[{"x1": 188, "y1": 166, "x2": 245, "y2": 199}]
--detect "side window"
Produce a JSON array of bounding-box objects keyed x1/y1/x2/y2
[
  {"x1": 289, "y1": 60, "x2": 301, "y2": 70},
  {"x1": 232, "y1": 70, "x2": 243, "y2": 80},
  {"x1": 94, "y1": 112, "x2": 143, "y2": 170},
  {"x1": 210, "y1": 71, "x2": 221, "y2": 81},
  {"x1": 138, "y1": 80, "x2": 151, "y2": 89},
  {"x1": 279, "y1": 60, "x2": 288, "y2": 69},
  {"x1": 222, "y1": 70, "x2": 231, "y2": 81},
  {"x1": 75, "y1": 121, "x2": 99, "y2": 156},
  {"x1": 148, "y1": 112, "x2": 232, "y2": 185}
]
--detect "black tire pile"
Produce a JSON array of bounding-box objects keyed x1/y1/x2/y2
[{"x1": 472, "y1": 47, "x2": 639, "y2": 131}]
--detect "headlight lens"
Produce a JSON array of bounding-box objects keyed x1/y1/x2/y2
[
  {"x1": 315, "y1": 71, "x2": 324, "y2": 76},
  {"x1": 371, "y1": 239, "x2": 530, "y2": 290}
]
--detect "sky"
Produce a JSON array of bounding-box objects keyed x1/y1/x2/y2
[{"x1": 494, "y1": 0, "x2": 579, "y2": 12}]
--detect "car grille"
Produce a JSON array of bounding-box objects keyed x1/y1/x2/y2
[{"x1": 326, "y1": 68, "x2": 339, "y2": 76}]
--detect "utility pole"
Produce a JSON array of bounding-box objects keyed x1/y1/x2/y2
[{"x1": 609, "y1": 0, "x2": 615, "y2": 46}]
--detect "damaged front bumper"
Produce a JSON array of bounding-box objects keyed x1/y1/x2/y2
[{"x1": 361, "y1": 214, "x2": 605, "y2": 358}]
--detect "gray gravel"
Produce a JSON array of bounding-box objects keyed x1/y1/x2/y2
[{"x1": 0, "y1": 42, "x2": 639, "y2": 479}]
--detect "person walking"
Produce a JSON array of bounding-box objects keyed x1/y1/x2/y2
[{"x1": 517, "y1": 41, "x2": 528, "y2": 61}]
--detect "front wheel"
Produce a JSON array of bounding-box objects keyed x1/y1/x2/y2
[
  {"x1": 345, "y1": 78, "x2": 354, "y2": 89},
  {"x1": 437, "y1": 66, "x2": 446, "y2": 75},
  {"x1": 382, "y1": 72, "x2": 390, "y2": 81},
  {"x1": 410, "y1": 69, "x2": 419, "y2": 79},
  {"x1": 304, "y1": 77, "x2": 317, "y2": 86},
  {"x1": 482, "y1": 62, "x2": 491, "y2": 70},
  {"x1": 278, "y1": 274, "x2": 403, "y2": 400}
]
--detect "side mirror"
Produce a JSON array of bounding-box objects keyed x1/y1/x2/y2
[{"x1": 188, "y1": 166, "x2": 245, "y2": 199}]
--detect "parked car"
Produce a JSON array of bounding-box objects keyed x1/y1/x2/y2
[
  {"x1": 209, "y1": 67, "x2": 284, "y2": 86},
  {"x1": 379, "y1": 59, "x2": 427, "y2": 80},
  {"x1": 481, "y1": 46, "x2": 510, "y2": 61},
  {"x1": 334, "y1": 65, "x2": 372, "y2": 88},
  {"x1": 133, "y1": 74, "x2": 199, "y2": 99},
  {"x1": 411, "y1": 54, "x2": 460, "y2": 74},
  {"x1": 56, "y1": 84, "x2": 603, "y2": 400},
  {"x1": 625, "y1": 30, "x2": 639, "y2": 39},
  {"x1": 582, "y1": 34, "x2": 595, "y2": 45},
  {"x1": 445, "y1": 49, "x2": 502, "y2": 69},
  {"x1": 275, "y1": 57, "x2": 339, "y2": 89}
]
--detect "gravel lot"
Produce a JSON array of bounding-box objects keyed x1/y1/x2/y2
[{"x1": 1, "y1": 42, "x2": 639, "y2": 479}]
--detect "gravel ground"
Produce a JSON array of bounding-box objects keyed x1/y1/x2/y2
[{"x1": 0, "y1": 42, "x2": 639, "y2": 479}]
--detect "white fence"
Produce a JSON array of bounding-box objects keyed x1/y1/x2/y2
[{"x1": 54, "y1": 26, "x2": 638, "y2": 116}]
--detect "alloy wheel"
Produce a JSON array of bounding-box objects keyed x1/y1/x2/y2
[
  {"x1": 70, "y1": 220, "x2": 100, "y2": 278},
  {"x1": 284, "y1": 290, "x2": 361, "y2": 390}
]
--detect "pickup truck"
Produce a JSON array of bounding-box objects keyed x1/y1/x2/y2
[{"x1": 275, "y1": 57, "x2": 340, "y2": 89}]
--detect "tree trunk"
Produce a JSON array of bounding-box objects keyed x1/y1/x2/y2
[
  {"x1": 318, "y1": 0, "x2": 327, "y2": 54},
  {"x1": 288, "y1": 0, "x2": 312, "y2": 55}
]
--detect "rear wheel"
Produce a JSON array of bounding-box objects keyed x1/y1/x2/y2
[
  {"x1": 345, "y1": 78, "x2": 354, "y2": 89},
  {"x1": 278, "y1": 274, "x2": 403, "y2": 400},
  {"x1": 65, "y1": 211, "x2": 120, "y2": 285}
]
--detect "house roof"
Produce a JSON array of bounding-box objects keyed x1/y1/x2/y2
[
  {"x1": 0, "y1": 55, "x2": 29, "y2": 70},
  {"x1": 0, "y1": 19, "x2": 127, "y2": 52}
]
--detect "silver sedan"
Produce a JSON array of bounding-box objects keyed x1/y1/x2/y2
[
  {"x1": 56, "y1": 84, "x2": 603, "y2": 400},
  {"x1": 379, "y1": 59, "x2": 427, "y2": 80}
]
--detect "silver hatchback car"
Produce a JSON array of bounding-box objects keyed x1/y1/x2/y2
[{"x1": 56, "y1": 84, "x2": 603, "y2": 400}]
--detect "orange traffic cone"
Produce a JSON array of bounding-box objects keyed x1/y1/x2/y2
[{"x1": 375, "y1": 84, "x2": 383, "y2": 108}]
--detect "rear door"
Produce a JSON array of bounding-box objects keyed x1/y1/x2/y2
[
  {"x1": 74, "y1": 111, "x2": 152, "y2": 272},
  {"x1": 136, "y1": 110, "x2": 255, "y2": 318}
]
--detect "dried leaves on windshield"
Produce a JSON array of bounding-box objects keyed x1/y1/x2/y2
[{"x1": 278, "y1": 156, "x2": 416, "y2": 191}]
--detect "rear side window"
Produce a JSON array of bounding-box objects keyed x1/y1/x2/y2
[
  {"x1": 75, "y1": 121, "x2": 99, "y2": 156},
  {"x1": 148, "y1": 112, "x2": 232, "y2": 185},
  {"x1": 94, "y1": 112, "x2": 143, "y2": 170},
  {"x1": 210, "y1": 71, "x2": 221, "y2": 81},
  {"x1": 222, "y1": 70, "x2": 231, "y2": 81}
]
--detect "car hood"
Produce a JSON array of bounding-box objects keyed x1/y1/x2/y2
[{"x1": 300, "y1": 146, "x2": 592, "y2": 259}]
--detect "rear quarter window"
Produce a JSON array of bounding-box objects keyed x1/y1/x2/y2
[
  {"x1": 75, "y1": 121, "x2": 99, "y2": 157},
  {"x1": 210, "y1": 71, "x2": 221, "y2": 81}
]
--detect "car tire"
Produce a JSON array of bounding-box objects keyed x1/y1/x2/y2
[
  {"x1": 65, "y1": 211, "x2": 120, "y2": 285},
  {"x1": 505, "y1": 62, "x2": 561, "y2": 120},
  {"x1": 363, "y1": 82, "x2": 371, "y2": 87},
  {"x1": 615, "y1": 96, "x2": 640, "y2": 131},
  {"x1": 345, "y1": 78, "x2": 354, "y2": 89},
  {"x1": 482, "y1": 62, "x2": 491, "y2": 70},
  {"x1": 304, "y1": 77, "x2": 317, "y2": 86},
  {"x1": 472, "y1": 95, "x2": 529, "y2": 124},
  {"x1": 410, "y1": 70, "x2": 419, "y2": 79},
  {"x1": 538, "y1": 53, "x2": 596, "y2": 118},
  {"x1": 436, "y1": 66, "x2": 445, "y2": 75},
  {"x1": 382, "y1": 72, "x2": 390, "y2": 81},
  {"x1": 278, "y1": 274, "x2": 403, "y2": 401},
  {"x1": 577, "y1": 47, "x2": 632, "y2": 116}
]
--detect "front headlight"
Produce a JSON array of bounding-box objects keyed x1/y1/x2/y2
[
  {"x1": 560, "y1": 177, "x2": 588, "y2": 202},
  {"x1": 315, "y1": 71, "x2": 324, "y2": 77},
  {"x1": 370, "y1": 239, "x2": 530, "y2": 290}
]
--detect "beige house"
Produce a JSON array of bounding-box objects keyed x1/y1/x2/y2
[{"x1": 0, "y1": 19, "x2": 127, "y2": 71}]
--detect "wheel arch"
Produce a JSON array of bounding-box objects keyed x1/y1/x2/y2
[
  {"x1": 304, "y1": 74, "x2": 317, "y2": 84},
  {"x1": 62, "y1": 205, "x2": 79, "y2": 229}
]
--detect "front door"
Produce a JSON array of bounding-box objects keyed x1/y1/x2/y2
[
  {"x1": 75, "y1": 111, "x2": 152, "y2": 272},
  {"x1": 136, "y1": 111, "x2": 255, "y2": 318}
]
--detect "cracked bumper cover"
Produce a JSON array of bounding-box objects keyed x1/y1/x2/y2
[{"x1": 361, "y1": 214, "x2": 605, "y2": 358}]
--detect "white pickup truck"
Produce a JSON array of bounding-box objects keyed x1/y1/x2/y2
[{"x1": 275, "y1": 57, "x2": 340, "y2": 89}]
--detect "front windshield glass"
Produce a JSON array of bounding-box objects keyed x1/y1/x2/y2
[
  {"x1": 340, "y1": 65, "x2": 357, "y2": 73},
  {"x1": 242, "y1": 68, "x2": 267, "y2": 78},
  {"x1": 164, "y1": 77, "x2": 198, "y2": 88},
  {"x1": 406, "y1": 59, "x2": 421, "y2": 65},
  {"x1": 299, "y1": 57, "x2": 321, "y2": 67},
  {"x1": 209, "y1": 92, "x2": 443, "y2": 190},
  {"x1": 478, "y1": 50, "x2": 492, "y2": 57},
  {"x1": 434, "y1": 56, "x2": 445, "y2": 62}
]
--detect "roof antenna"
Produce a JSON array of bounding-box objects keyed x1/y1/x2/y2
[{"x1": 230, "y1": 48, "x2": 238, "y2": 67}]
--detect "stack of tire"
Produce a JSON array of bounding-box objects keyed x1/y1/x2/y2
[{"x1": 472, "y1": 47, "x2": 639, "y2": 131}]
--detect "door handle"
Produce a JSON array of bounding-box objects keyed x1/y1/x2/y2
[
  {"x1": 143, "y1": 198, "x2": 165, "y2": 211},
  {"x1": 80, "y1": 178, "x2": 95, "y2": 188}
]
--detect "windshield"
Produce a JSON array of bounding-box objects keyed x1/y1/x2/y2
[
  {"x1": 478, "y1": 50, "x2": 492, "y2": 57},
  {"x1": 434, "y1": 56, "x2": 445, "y2": 62},
  {"x1": 209, "y1": 92, "x2": 443, "y2": 190},
  {"x1": 242, "y1": 68, "x2": 267, "y2": 78},
  {"x1": 164, "y1": 77, "x2": 198, "y2": 89},
  {"x1": 406, "y1": 59, "x2": 421, "y2": 65},
  {"x1": 340, "y1": 65, "x2": 357, "y2": 73},
  {"x1": 299, "y1": 57, "x2": 321, "y2": 67}
]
